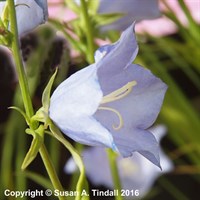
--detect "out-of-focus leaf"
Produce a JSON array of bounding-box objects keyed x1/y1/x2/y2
[
  {"x1": 49, "y1": 18, "x2": 86, "y2": 53},
  {"x1": 21, "y1": 171, "x2": 53, "y2": 190},
  {"x1": 159, "y1": 177, "x2": 190, "y2": 200},
  {"x1": 147, "y1": 36, "x2": 200, "y2": 88},
  {"x1": 93, "y1": 13, "x2": 124, "y2": 27},
  {"x1": 64, "y1": 0, "x2": 80, "y2": 14},
  {"x1": 8, "y1": 106, "x2": 30, "y2": 124},
  {"x1": 87, "y1": 0, "x2": 99, "y2": 15},
  {"x1": 162, "y1": 0, "x2": 200, "y2": 45},
  {"x1": 177, "y1": 0, "x2": 200, "y2": 44}
]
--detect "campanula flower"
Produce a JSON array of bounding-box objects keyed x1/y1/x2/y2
[
  {"x1": 49, "y1": 23, "x2": 167, "y2": 167},
  {"x1": 65, "y1": 125, "x2": 173, "y2": 199},
  {"x1": 98, "y1": 0, "x2": 160, "y2": 31},
  {"x1": 0, "y1": 0, "x2": 48, "y2": 36},
  {"x1": 74, "y1": 0, "x2": 160, "y2": 31}
]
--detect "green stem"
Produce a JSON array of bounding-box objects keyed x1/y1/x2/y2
[
  {"x1": 8, "y1": 1, "x2": 65, "y2": 198},
  {"x1": 39, "y1": 144, "x2": 65, "y2": 200},
  {"x1": 15, "y1": 120, "x2": 27, "y2": 199},
  {"x1": 106, "y1": 149, "x2": 123, "y2": 200},
  {"x1": 80, "y1": 0, "x2": 95, "y2": 63},
  {"x1": 8, "y1": 0, "x2": 34, "y2": 118}
]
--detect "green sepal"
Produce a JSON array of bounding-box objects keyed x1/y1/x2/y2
[
  {"x1": 46, "y1": 120, "x2": 89, "y2": 200},
  {"x1": 28, "y1": 68, "x2": 57, "y2": 129},
  {"x1": 21, "y1": 125, "x2": 44, "y2": 170},
  {"x1": 42, "y1": 68, "x2": 58, "y2": 112},
  {"x1": 8, "y1": 106, "x2": 30, "y2": 125},
  {"x1": 31, "y1": 107, "x2": 46, "y2": 123}
]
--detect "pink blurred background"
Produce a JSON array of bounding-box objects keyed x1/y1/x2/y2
[{"x1": 48, "y1": 0, "x2": 200, "y2": 36}]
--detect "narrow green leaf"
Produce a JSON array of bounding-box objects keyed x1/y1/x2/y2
[
  {"x1": 87, "y1": 0, "x2": 99, "y2": 15},
  {"x1": 22, "y1": 171, "x2": 53, "y2": 190},
  {"x1": 177, "y1": 0, "x2": 200, "y2": 44},
  {"x1": 64, "y1": 0, "x2": 80, "y2": 14},
  {"x1": 94, "y1": 13, "x2": 125, "y2": 26},
  {"x1": 49, "y1": 18, "x2": 85, "y2": 53},
  {"x1": 8, "y1": 106, "x2": 30, "y2": 124}
]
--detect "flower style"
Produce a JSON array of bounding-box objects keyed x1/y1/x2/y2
[
  {"x1": 65, "y1": 125, "x2": 174, "y2": 199},
  {"x1": 49, "y1": 23, "x2": 167, "y2": 167},
  {"x1": 0, "y1": 0, "x2": 48, "y2": 36},
  {"x1": 98, "y1": 0, "x2": 160, "y2": 31}
]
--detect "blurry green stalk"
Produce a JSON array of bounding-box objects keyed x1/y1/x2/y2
[
  {"x1": 107, "y1": 149, "x2": 123, "y2": 200},
  {"x1": 80, "y1": 0, "x2": 95, "y2": 63},
  {"x1": 7, "y1": 1, "x2": 65, "y2": 199}
]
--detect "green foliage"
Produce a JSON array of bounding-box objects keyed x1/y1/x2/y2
[
  {"x1": 50, "y1": 0, "x2": 124, "y2": 63},
  {"x1": 92, "y1": 13, "x2": 124, "y2": 27}
]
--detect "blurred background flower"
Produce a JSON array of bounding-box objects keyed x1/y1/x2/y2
[
  {"x1": 65, "y1": 125, "x2": 173, "y2": 199},
  {"x1": 0, "y1": 0, "x2": 48, "y2": 36},
  {"x1": 98, "y1": 0, "x2": 160, "y2": 31}
]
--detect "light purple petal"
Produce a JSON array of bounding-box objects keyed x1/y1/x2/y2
[
  {"x1": 98, "y1": 62, "x2": 137, "y2": 95},
  {"x1": 35, "y1": 0, "x2": 48, "y2": 21},
  {"x1": 95, "y1": 64, "x2": 167, "y2": 129},
  {"x1": 58, "y1": 117, "x2": 115, "y2": 149},
  {"x1": 49, "y1": 64, "x2": 115, "y2": 149},
  {"x1": 114, "y1": 128, "x2": 160, "y2": 168},
  {"x1": 95, "y1": 23, "x2": 138, "y2": 85}
]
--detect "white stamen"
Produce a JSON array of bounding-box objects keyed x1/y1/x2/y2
[{"x1": 101, "y1": 80, "x2": 137, "y2": 104}]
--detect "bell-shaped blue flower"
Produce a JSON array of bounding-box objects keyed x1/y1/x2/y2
[
  {"x1": 49, "y1": 23, "x2": 167, "y2": 167},
  {"x1": 0, "y1": 0, "x2": 48, "y2": 36}
]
